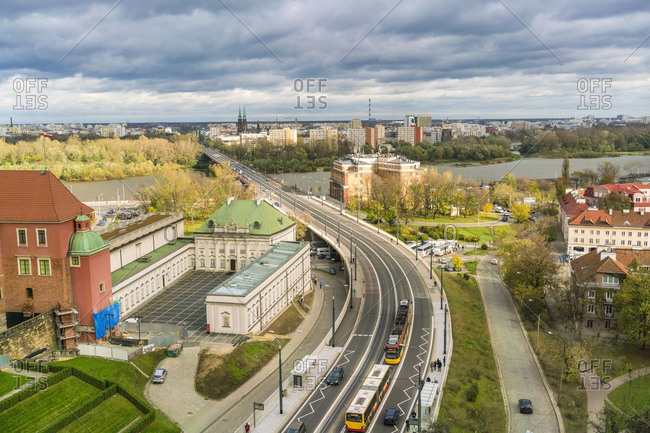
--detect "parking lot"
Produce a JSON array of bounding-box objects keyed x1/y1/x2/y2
[{"x1": 126, "y1": 270, "x2": 245, "y2": 345}]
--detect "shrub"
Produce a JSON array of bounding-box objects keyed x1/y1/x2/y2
[
  {"x1": 464, "y1": 382, "x2": 479, "y2": 403},
  {"x1": 480, "y1": 243, "x2": 488, "y2": 250}
]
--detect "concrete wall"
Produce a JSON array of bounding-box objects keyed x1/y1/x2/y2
[{"x1": 0, "y1": 310, "x2": 58, "y2": 359}]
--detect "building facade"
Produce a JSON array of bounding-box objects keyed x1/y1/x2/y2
[
  {"x1": 397, "y1": 126, "x2": 424, "y2": 146},
  {"x1": 269, "y1": 128, "x2": 297, "y2": 145},
  {"x1": 347, "y1": 128, "x2": 367, "y2": 153},
  {"x1": 194, "y1": 199, "x2": 296, "y2": 272},
  {"x1": 309, "y1": 128, "x2": 338, "y2": 146},
  {"x1": 205, "y1": 241, "x2": 311, "y2": 335}
]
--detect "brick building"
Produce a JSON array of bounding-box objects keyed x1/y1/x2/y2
[{"x1": 0, "y1": 170, "x2": 113, "y2": 346}]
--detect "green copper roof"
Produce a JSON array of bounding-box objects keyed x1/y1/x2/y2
[
  {"x1": 75, "y1": 214, "x2": 90, "y2": 222},
  {"x1": 196, "y1": 199, "x2": 294, "y2": 236},
  {"x1": 69, "y1": 230, "x2": 109, "y2": 256}
]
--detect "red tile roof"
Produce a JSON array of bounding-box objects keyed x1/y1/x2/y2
[
  {"x1": 0, "y1": 170, "x2": 93, "y2": 222},
  {"x1": 559, "y1": 192, "x2": 589, "y2": 216},
  {"x1": 569, "y1": 209, "x2": 650, "y2": 227},
  {"x1": 572, "y1": 248, "x2": 650, "y2": 283}
]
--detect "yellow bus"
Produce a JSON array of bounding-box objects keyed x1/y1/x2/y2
[{"x1": 345, "y1": 364, "x2": 391, "y2": 432}]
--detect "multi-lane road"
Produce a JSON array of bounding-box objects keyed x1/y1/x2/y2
[{"x1": 203, "y1": 148, "x2": 435, "y2": 433}]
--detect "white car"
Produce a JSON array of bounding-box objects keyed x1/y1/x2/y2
[
  {"x1": 440, "y1": 258, "x2": 448, "y2": 264},
  {"x1": 491, "y1": 258, "x2": 498, "y2": 265}
]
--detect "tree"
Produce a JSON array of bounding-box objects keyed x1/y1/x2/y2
[
  {"x1": 502, "y1": 234, "x2": 558, "y2": 302},
  {"x1": 572, "y1": 169, "x2": 599, "y2": 189},
  {"x1": 482, "y1": 202, "x2": 494, "y2": 213},
  {"x1": 492, "y1": 182, "x2": 516, "y2": 209},
  {"x1": 451, "y1": 255, "x2": 464, "y2": 269},
  {"x1": 598, "y1": 192, "x2": 631, "y2": 211},
  {"x1": 511, "y1": 203, "x2": 530, "y2": 223},
  {"x1": 554, "y1": 274, "x2": 590, "y2": 338},
  {"x1": 614, "y1": 270, "x2": 650, "y2": 349},
  {"x1": 502, "y1": 173, "x2": 517, "y2": 190},
  {"x1": 562, "y1": 153, "x2": 570, "y2": 180},
  {"x1": 598, "y1": 161, "x2": 619, "y2": 184}
]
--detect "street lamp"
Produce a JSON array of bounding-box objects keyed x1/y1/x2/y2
[
  {"x1": 438, "y1": 265, "x2": 445, "y2": 310},
  {"x1": 529, "y1": 299, "x2": 541, "y2": 352},
  {"x1": 269, "y1": 331, "x2": 283, "y2": 414},
  {"x1": 443, "y1": 303, "x2": 448, "y2": 354},
  {"x1": 548, "y1": 331, "x2": 567, "y2": 407}
]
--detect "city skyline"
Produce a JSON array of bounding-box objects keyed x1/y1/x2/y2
[{"x1": 2, "y1": 1, "x2": 650, "y2": 122}]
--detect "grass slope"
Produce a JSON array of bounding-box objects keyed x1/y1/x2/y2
[
  {"x1": 608, "y1": 374, "x2": 650, "y2": 416},
  {"x1": 58, "y1": 394, "x2": 142, "y2": 433},
  {"x1": 196, "y1": 340, "x2": 278, "y2": 400},
  {"x1": 132, "y1": 349, "x2": 168, "y2": 376},
  {"x1": 0, "y1": 376, "x2": 99, "y2": 433},
  {"x1": 437, "y1": 272, "x2": 506, "y2": 433}
]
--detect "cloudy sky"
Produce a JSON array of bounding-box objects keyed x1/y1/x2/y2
[{"x1": 2, "y1": 0, "x2": 650, "y2": 123}]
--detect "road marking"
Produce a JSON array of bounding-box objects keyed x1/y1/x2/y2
[{"x1": 352, "y1": 334, "x2": 373, "y2": 337}]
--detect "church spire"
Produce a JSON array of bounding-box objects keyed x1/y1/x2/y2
[{"x1": 238, "y1": 105, "x2": 242, "y2": 119}]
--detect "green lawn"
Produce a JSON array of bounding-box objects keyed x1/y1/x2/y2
[
  {"x1": 196, "y1": 340, "x2": 278, "y2": 399},
  {"x1": 53, "y1": 357, "x2": 180, "y2": 433},
  {"x1": 132, "y1": 349, "x2": 168, "y2": 376},
  {"x1": 0, "y1": 376, "x2": 100, "y2": 433},
  {"x1": 0, "y1": 371, "x2": 33, "y2": 397},
  {"x1": 412, "y1": 212, "x2": 499, "y2": 224},
  {"x1": 437, "y1": 272, "x2": 506, "y2": 433},
  {"x1": 608, "y1": 374, "x2": 650, "y2": 415},
  {"x1": 58, "y1": 394, "x2": 142, "y2": 433},
  {"x1": 457, "y1": 226, "x2": 493, "y2": 242},
  {"x1": 463, "y1": 247, "x2": 491, "y2": 256}
]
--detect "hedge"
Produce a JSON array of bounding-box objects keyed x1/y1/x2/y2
[{"x1": 121, "y1": 411, "x2": 155, "y2": 433}]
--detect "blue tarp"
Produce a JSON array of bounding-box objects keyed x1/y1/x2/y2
[{"x1": 93, "y1": 302, "x2": 121, "y2": 340}]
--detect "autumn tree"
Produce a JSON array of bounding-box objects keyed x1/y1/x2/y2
[
  {"x1": 554, "y1": 274, "x2": 590, "y2": 339},
  {"x1": 511, "y1": 203, "x2": 530, "y2": 223},
  {"x1": 614, "y1": 269, "x2": 650, "y2": 349},
  {"x1": 598, "y1": 192, "x2": 631, "y2": 211},
  {"x1": 598, "y1": 161, "x2": 619, "y2": 184},
  {"x1": 451, "y1": 255, "x2": 464, "y2": 269},
  {"x1": 502, "y1": 234, "x2": 558, "y2": 303}
]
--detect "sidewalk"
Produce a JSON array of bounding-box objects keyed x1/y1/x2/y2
[{"x1": 584, "y1": 366, "x2": 650, "y2": 433}]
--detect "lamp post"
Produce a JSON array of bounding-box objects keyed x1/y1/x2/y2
[
  {"x1": 269, "y1": 331, "x2": 283, "y2": 414},
  {"x1": 438, "y1": 266, "x2": 444, "y2": 310},
  {"x1": 331, "y1": 296, "x2": 336, "y2": 347},
  {"x1": 548, "y1": 331, "x2": 567, "y2": 407}
]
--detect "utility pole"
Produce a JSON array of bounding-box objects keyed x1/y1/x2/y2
[
  {"x1": 430, "y1": 249, "x2": 433, "y2": 279},
  {"x1": 443, "y1": 304, "x2": 448, "y2": 354},
  {"x1": 354, "y1": 244, "x2": 357, "y2": 281},
  {"x1": 417, "y1": 363, "x2": 423, "y2": 431},
  {"x1": 337, "y1": 217, "x2": 340, "y2": 246},
  {"x1": 440, "y1": 269, "x2": 444, "y2": 310}
]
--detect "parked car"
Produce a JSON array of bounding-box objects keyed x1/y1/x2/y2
[
  {"x1": 440, "y1": 258, "x2": 448, "y2": 264},
  {"x1": 501, "y1": 215, "x2": 508, "y2": 222},
  {"x1": 383, "y1": 408, "x2": 400, "y2": 425},
  {"x1": 491, "y1": 258, "x2": 498, "y2": 265},
  {"x1": 152, "y1": 368, "x2": 167, "y2": 384},
  {"x1": 329, "y1": 267, "x2": 337, "y2": 275},
  {"x1": 326, "y1": 366, "x2": 344, "y2": 385},
  {"x1": 286, "y1": 421, "x2": 306, "y2": 433},
  {"x1": 519, "y1": 398, "x2": 533, "y2": 414}
]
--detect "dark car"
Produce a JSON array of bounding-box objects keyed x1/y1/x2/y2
[
  {"x1": 326, "y1": 366, "x2": 344, "y2": 385},
  {"x1": 519, "y1": 398, "x2": 533, "y2": 414},
  {"x1": 286, "y1": 421, "x2": 307, "y2": 433},
  {"x1": 329, "y1": 267, "x2": 337, "y2": 275},
  {"x1": 501, "y1": 214, "x2": 508, "y2": 222},
  {"x1": 383, "y1": 408, "x2": 400, "y2": 425},
  {"x1": 152, "y1": 368, "x2": 167, "y2": 384}
]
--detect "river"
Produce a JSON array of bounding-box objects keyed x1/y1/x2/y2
[{"x1": 62, "y1": 155, "x2": 650, "y2": 200}]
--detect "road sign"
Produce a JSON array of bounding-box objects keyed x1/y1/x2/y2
[{"x1": 254, "y1": 402, "x2": 264, "y2": 411}]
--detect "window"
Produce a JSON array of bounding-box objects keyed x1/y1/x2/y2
[
  {"x1": 596, "y1": 230, "x2": 600, "y2": 235},
  {"x1": 210, "y1": 257, "x2": 216, "y2": 268},
  {"x1": 628, "y1": 232, "x2": 632, "y2": 237},
  {"x1": 200, "y1": 257, "x2": 205, "y2": 267},
  {"x1": 581, "y1": 230, "x2": 584, "y2": 234},
  {"x1": 229, "y1": 244, "x2": 235, "y2": 254},
  {"x1": 596, "y1": 239, "x2": 600, "y2": 244},
  {"x1": 18, "y1": 258, "x2": 31, "y2": 275},
  {"x1": 220, "y1": 259, "x2": 225, "y2": 268},
  {"x1": 587, "y1": 304, "x2": 595, "y2": 313},
  {"x1": 574, "y1": 238, "x2": 578, "y2": 242},
  {"x1": 605, "y1": 239, "x2": 610, "y2": 244},
  {"x1": 605, "y1": 305, "x2": 614, "y2": 316},
  {"x1": 612, "y1": 231, "x2": 616, "y2": 235},
  {"x1": 590, "y1": 230, "x2": 594, "y2": 235},
  {"x1": 574, "y1": 229, "x2": 578, "y2": 233},
  {"x1": 17, "y1": 229, "x2": 27, "y2": 246},
  {"x1": 26, "y1": 287, "x2": 33, "y2": 299},
  {"x1": 222, "y1": 313, "x2": 231, "y2": 328},
  {"x1": 605, "y1": 230, "x2": 610, "y2": 235},
  {"x1": 36, "y1": 229, "x2": 47, "y2": 246},
  {"x1": 70, "y1": 256, "x2": 80, "y2": 267},
  {"x1": 605, "y1": 291, "x2": 614, "y2": 301},
  {"x1": 586, "y1": 320, "x2": 593, "y2": 328},
  {"x1": 99, "y1": 282, "x2": 105, "y2": 293},
  {"x1": 589, "y1": 239, "x2": 593, "y2": 244},
  {"x1": 38, "y1": 258, "x2": 51, "y2": 276},
  {"x1": 602, "y1": 275, "x2": 619, "y2": 284},
  {"x1": 605, "y1": 320, "x2": 611, "y2": 329},
  {"x1": 638, "y1": 232, "x2": 642, "y2": 237},
  {"x1": 628, "y1": 240, "x2": 632, "y2": 246},
  {"x1": 580, "y1": 238, "x2": 584, "y2": 243},
  {"x1": 588, "y1": 290, "x2": 596, "y2": 299},
  {"x1": 638, "y1": 241, "x2": 642, "y2": 246},
  {"x1": 219, "y1": 244, "x2": 225, "y2": 253}
]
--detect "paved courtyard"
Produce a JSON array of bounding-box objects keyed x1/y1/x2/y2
[{"x1": 126, "y1": 270, "x2": 245, "y2": 344}]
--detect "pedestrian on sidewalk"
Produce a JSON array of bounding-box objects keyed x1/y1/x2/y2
[
  {"x1": 443, "y1": 356, "x2": 446, "y2": 367},
  {"x1": 430, "y1": 360, "x2": 435, "y2": 373},
  {"x1": 436, "y1": 358, "x2": 441, "y2": 371},
  {"x1": 245, "y1": 422, "x2": 251, "y2": 432}
]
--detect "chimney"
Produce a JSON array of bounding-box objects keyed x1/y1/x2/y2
[
  {"x1": 227, "y1": 197, "x2": 233, "y2": 206},
  {"x1": 623, "y1": 209, "x2": 630, "y2": 214},
  {"x1": 608, "y1": 208, "x2": 613, "y2": 215}
]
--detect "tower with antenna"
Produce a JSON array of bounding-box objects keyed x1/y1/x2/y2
[{"x1": 369, "y1": 98, "x2": 371, "y2": 121}]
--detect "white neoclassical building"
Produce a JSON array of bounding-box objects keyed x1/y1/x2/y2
[
  {"x1": 206, "y1": 241, "x2": 311, "y2": 335},
  {"x1": 103, "y1": 212, "x2": 195, "y2": 316},
  {"x1": 193, "y1": 198, "x2": 296, "y2": 272}
]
